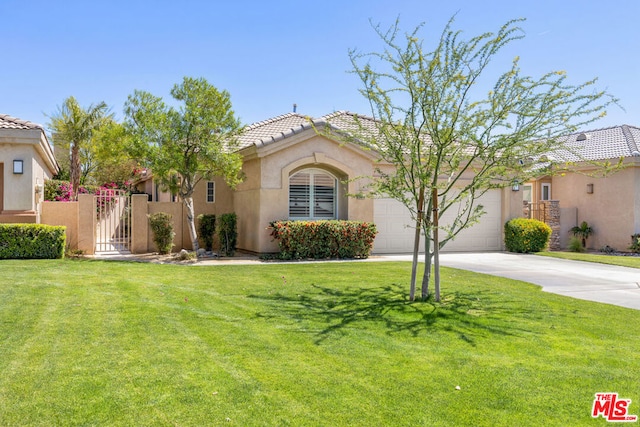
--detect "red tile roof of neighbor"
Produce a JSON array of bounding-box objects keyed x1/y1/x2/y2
[
  {"x1": 0, "y1": 114, "x2": 44, "y2": 130},
  {"x1": 554, "y1": 124, "x2": 640, "y2": 162}
]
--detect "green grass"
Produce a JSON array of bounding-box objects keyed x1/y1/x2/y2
[
  {"x1": 1, "y1": 259, "x2": 638, "y2": 426},
  {"x1": 537, "y1": 250, "x2": 640, "y2": 268}
]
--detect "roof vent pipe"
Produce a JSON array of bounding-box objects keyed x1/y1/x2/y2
[{"x1": 293, "y1": 103, "x2": 297, "y2": 113}]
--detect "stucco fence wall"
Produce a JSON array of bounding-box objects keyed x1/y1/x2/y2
[{"x1": 41, "y1": 194, "x2": 193, "y2": 255}]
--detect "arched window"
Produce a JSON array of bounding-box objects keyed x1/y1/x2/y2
[{"x1": 289, "y1": 169, "x2": 337, "y2": 219}]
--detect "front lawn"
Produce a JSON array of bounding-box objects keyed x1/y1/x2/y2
[{"x1": 1, "y1": 260, "x2": 638, "y2": 426}]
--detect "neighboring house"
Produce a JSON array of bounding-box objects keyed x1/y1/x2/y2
[
  {"x1": 523, "y1": 124, "x2": 640, "y2": 251},
  {"x1": 0, "y1": 114, "x2": 59, "y2": 223},
  {"x1": 137, "y1": 111, "x2": 523, "y2": 254}
]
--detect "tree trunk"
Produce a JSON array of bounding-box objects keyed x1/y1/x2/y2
[
  {"x1": 184, "y1": 196, "x2": 200, "y2": 253},
  {"x1": 431, "y1": 187, "x2": 440, "y2": 302},
  {"x1": 421, "y1": 196, "x2": 434, "y2": 299},
  {"x1": 410, "y1": 189, "x2": 425, "y2": 301},
  {"x1": 70, "y1": 144, "x2": 80, "y2": 201},
  {"x1": 421, "y1": 227, "x2": 432, "y2": 298}
]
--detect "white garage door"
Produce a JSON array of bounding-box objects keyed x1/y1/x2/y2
[{"x1": 373, "y1": 190, "x2": 503, "y2": 253}]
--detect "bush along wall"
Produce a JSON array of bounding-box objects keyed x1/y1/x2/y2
[
  {"x1": 148, "y1": 212, "x2": 175, "y2": 255},
  {"x1": 197, "y1": 214, "x2": 216, "y2": 251},
  {"x1": 219, "y1": 213, "x2": 237, "y2": 257},
  {"x1": 504, "y1": 218, "x2": 552, "y2": 253},
  {"x1": 0, "y1": 224, "x2": 66, "y2": 259},
  {"x1": 270, "y1": 220, "x2": 378, "y2": 260}
]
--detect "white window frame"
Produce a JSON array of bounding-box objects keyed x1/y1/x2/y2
[
  {"x1": 206, "y1": 181, "x2": 215, "y2": 203},
  {"x1": 541, "y1": 183, "x2": 551, "y2": 201},
  {"x1": 289, "y1": 168, "x2": 338, "y2": 220},
  {"x1": 522, "y1": 184, "x2": 533, "y2": 203}
]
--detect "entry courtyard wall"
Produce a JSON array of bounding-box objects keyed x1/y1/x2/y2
[{"x1": 41, "y1": 194, "x2": 194, "y2": 254}]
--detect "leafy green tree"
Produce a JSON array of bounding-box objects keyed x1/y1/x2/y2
[
  {"x1": 124, "y1": 76, "x2": 244, "y2": 252},
  {"x1": 92, "y1": 120, "x2": 139, "y2": 187},
  {"x1": 347, "y1": 17, "x2": 617, "y2": 301},
  {"x1": 48, "y1": 97, "x2": 112, "y2": 199}
]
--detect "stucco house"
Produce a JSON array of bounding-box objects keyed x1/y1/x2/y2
[
  {"x1": 523, "y1": 124, "x2": 640, "y2": 251},
  {"x1": 0, "y1": 114, "x2": 59, "y2": 223},
  {"x1": 137, "y1": 111, "x2": 523, "y2": 254}
]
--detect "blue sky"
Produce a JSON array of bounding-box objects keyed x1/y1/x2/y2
[{"x1": 2, "y1": 0, "x2": 638, "y2": 132}]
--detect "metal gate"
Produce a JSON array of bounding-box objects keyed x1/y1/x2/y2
[
  {"x1": 525, "y1": 202, "x2": 547, "y2": 223},
  {"x1": 96, "y1": 189, "x2": 131, "y2": 253}
]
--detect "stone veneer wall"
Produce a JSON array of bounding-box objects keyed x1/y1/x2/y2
[
  {"x1": 522, "y1": 201, "x2": 561, "y2": 250},
  {"x1": 545, "y1": 201, "x2": 561, "y2": 250}
]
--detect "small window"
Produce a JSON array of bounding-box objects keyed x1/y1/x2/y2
[
  {"x1": 206, "y1": 181, "x2": 215, "y2": 203},
  {"x1": 541, "y1": 183, "x2": 551, "y2": 201},
  {"x1": 289, "y1": 169, "x2": 337, "y2": 220},
  {"x1": 522, "y1": 184, "x2": 532, "y2": 203}
]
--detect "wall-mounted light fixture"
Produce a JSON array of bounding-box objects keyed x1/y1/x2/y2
[
  {"x1": 587, "y1": 183, "x2": 594, "y2": 194},
  {"x1": 512, "y1": 182, "x2": 520, "y2": 191},
  {"x1": 13, "y1": 160, "x2": 23, "y2": 174}
]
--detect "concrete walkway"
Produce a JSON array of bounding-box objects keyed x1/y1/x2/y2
[{"x1": 435, "y1": 252, "x2": 640, "y2": 310}]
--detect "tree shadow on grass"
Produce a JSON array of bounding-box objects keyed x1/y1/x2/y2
[{"x1": 249, "y1": 283, "x2": 538, "y2": 345}]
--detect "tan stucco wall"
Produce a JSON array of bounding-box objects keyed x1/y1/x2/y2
[
  {"x1": 235, "y1": 132, "x2": 376, "y2": 253},
  {"x1": 40, "y1": 201, "x2": 79, "y2": 250},
  {"x1": 0, "y1": 128, "x2": 57, "y2": 222},
  {"x1": 551, "y1": 165, "x2": 638, "y2": 250},
  {"x1": 0, "y1": 144, "x2": 39, "y2": 212}
]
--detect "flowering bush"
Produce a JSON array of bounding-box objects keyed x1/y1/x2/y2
[
  {"x1": 504, "y1": 218, "x2": 552, "y2": 253},
  {"x1": 44, "y1": 180, "x2": 94, "y2": 202},
  {"x1": 270, "y1": 220, "x2": 377, "y2": 259}
]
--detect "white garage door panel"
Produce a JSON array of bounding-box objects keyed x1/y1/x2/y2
[{"x1": 373, "y1": 190, "x2": 502, "y2": 253}]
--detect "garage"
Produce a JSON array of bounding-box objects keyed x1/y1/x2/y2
[{"x1": 372, "y1": 189, "x2": 503, "y2": 253}]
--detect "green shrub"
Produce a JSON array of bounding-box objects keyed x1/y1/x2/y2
[
  {"x1": 219, "y1": 213, "x2": 238, "y2": 257},
  {"x1": 504, "y1": 218, "x2": 552, "y2": 253},
  {"x1": 630, "y1": 234, "x2": 640, "y2": 253},
  {"x1": 270, "y1": 220, "x2": 378, "y2": 260},
  {"x1": 148, "y1": 212, "x2": 175, "y2": 254},
  {"x1": 568, "y1": 236, "x2": 585, "y2": 253},
  {"x1": 197, "y1": 214, "x2": 216, "y2": 251},
  {"x1": 0, "y1": 224, "x2": 66, "y2": 259},
  {"x1": 570, "y1": 221, "x2": 593, "y2": 248}
]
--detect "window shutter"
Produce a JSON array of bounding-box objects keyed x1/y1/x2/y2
[{"x1": 289, "y1": 172, "x2": 310, "y2": 217}]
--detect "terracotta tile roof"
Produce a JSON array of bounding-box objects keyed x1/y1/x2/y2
[
  {"x1": 0, "y1": 114, "x2": 44, "y2": 130},
  {"x1": 236, "y1": 111, "x2": 639, "y2": 164},
  {"x1": 238, "y1": 113, "x2": 312, "y2": 149},
  {"x1": 553, "y1": 124, "x2": 640, "y2": 162},
  {"x1": 237, "y1": 111, "x2": 383, "y2": 150}
]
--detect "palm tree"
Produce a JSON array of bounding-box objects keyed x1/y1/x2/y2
[
  {"x1": 48, "y1": 97, "x2": 112, "y2": 200},
  {"x1": 570, "y1": 221, "x2": 593, "y2": 248}
]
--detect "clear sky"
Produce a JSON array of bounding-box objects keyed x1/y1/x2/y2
[{"x1": 2, "y1": 0, "x2": 638, "y2": 132}]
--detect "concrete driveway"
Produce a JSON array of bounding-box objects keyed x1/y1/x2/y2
[{"x1": 434, "y1": 252, "x2": 640, "y2": 310}]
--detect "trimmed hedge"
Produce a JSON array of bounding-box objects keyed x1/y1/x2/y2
[
  {"x1": 0, "y1": 224, "x2": 66, "y2": 259},
  {"x1": 270, "y1": 220, "x2": 378, "y2": 260},
  {"x1": 504, "y1": 218, "x2": 552, "y2": 253}
]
